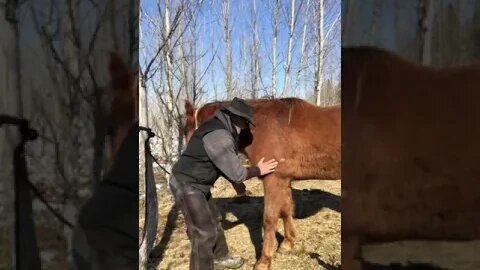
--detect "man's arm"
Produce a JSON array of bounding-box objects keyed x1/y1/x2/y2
[{"x1": 203, "y1": 129, "x2": 260, "y2": 183}]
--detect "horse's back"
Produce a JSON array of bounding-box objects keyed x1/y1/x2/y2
[
  {"x1": 342, "y1": 46, "x2": 480, "y2": 240},
  {"x1": 246, "y1": 98, "x2": 341, "y2": 180}
]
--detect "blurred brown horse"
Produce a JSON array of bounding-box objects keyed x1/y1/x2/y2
[
  {"x1": 184, "y1": 98, "x2": 341, "y2": 270},
  {"x1": 72, "y1": 53, "x2": 139, "y2": 270},
  {"x1": 342, "y1": 47, "x2": 480, "y2": 269}
]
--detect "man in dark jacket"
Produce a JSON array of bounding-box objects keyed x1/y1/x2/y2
[{"x1": 169, "y1": 97, "x2": 278, "y2": 270}]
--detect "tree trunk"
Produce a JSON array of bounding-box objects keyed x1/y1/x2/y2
[
  {"x1": 251, "y1": 0, "x2": 260, "y2": 98},
  {"x1": 272, "y1": 0, "x2": 279, "y2": 97},
  {"x1": 222, "y1": 0, "x2": 233, "y2": 99},
  {"x1": 281, "y1": 0, "x2": 296, "y2": 97},
  {"x1": 295, "y1": 0, "x2": 310, "y2": 96},
  {"x1": 419, "y1": 0, "x2": 434, "y2": 65},
  {"x1": 315, "y1": 0, "x2": 324, "y2": 106}
]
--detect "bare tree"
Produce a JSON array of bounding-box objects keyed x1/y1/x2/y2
[
  {"x1": 249, "y1": 0, "x2": 261, "y2": 98},
  {"x1": 0, "y1": 0, "x2": 137, "y2": 268},
  {"x1": 163, "y1": 0, "x2": 177, "y2": 164},
  {"x1": 281, "y1": 0, "x2": 297, "y2": 97},
  {"x1": 28, "y1": 1, "x2": 131, "y2": 262},
  {"x1": 314, "y1": 0, "x2": 340, "y2": 105},
  {"x1": 221, "y1": 0, "x2": 233, "y2": 98},
  {"x1": 314, "y1": 0, "x2": 324, "y2": 105},
  {"x1": 140, "y1": 0, "x2": 224, "y2": 179},
  {"x1": 418, "y1": 0, "x2": 434, "y2": 64},
  {"x1": 271, "y1": 0, "x2": 280, "y2": 97},
  {"x1": 294, "y1": 0, "x2": 311, "y2": 95}
]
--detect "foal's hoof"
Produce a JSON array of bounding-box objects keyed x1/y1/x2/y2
[
  {"x1": 253, "y1": 264, "x2": 269, "y2": 270},
  {"x1": 277, "y1": 246, "x2": 292, "y2": 254},
  {"x1": 277, "y1": 241, "x2": 293, "y2": 254},
  {"x1": 254, "y1": 260, "x2": 270, "y2": 270}
]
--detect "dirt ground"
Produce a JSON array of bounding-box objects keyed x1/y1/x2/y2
[{"x1": 146, "y1": 178, "x2": 341, "y2": 270}]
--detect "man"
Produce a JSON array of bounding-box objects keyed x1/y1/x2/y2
[{"x1": 169, "y1": 97, "x2": 278, "y2": 270}]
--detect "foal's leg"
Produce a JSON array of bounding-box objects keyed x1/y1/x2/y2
[
  {"x1": 279, "y1": 181, "x2": 295, "y2": 252},
  {"x1": 255, "y1": 175, "x2": 289, "y2": 270}
]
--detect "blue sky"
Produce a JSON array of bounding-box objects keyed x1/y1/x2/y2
[{"x1": 140, "y1": 0, "x2": 340, "y2": 100}]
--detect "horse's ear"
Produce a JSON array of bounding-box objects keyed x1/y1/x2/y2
[
  {"x1": 131, "y1": 72, "x2": 140, "y2": 96},
  {"x1": 184, "y1": 100, "x2": 196, "y2": 134},
  {"x1": 185, "y1": 100, "x2": 195, "y2": 118},
  {"x1": 133, "y1": 72, "x2": 140, "y2": 86}
]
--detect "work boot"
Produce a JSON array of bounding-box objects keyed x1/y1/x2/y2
[{"x1": 214, "y1": 255, "x2": 245, "y2": 269}]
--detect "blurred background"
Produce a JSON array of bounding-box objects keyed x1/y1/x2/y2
[{"x1": 0, "y1": 0, "x2": 136, "y2": 269}]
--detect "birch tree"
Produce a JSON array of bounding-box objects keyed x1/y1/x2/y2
[
  {"x1": 294, "y1": 0, "x2": 311, "y2": 96},
  {"x1": 249, "y1": 0, "x2": 261, "y2": 98},
  {"x1": 163, "y1": 0, "x2": 177, "y2": 171},
  {"x1": 314, "y1": 0, "x2": 324, "y2": 105},
  {"x1": 271, "y1": 0, "x2": 280, "y2": 97},
  {"x1": 281, "y1": 0, "x2": 297, "y2": 97},
  {"x1": 221, "y1": 0, "x2": 233, "y2": 98},
  {"x1": 314, "y1": 0, "x2": 340, "y2": 105}
]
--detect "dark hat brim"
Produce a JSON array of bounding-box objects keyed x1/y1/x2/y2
[{"x1": 223, "y1": 105, "x2": 255, "y2": 127}]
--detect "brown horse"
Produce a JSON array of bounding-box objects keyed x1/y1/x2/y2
[
  {"x1": 72, "y1": 52, "x2": 139, "y2": 269},
  {"x1": 184, "y1": 98, "x2": 341, "y2": 270},
  {"x1": 342, "y1": 46, "x2": 480, "y2": 269}
]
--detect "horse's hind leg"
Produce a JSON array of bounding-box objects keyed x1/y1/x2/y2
[
  {"x1": 279, "y1": 181, "x2": 295, "y2": 252},
  {"x1": 255, "y1": 175, "x2": 289, "y2": 270},
  {"x1": 343, "y1": 235, "x2": 363, "y2": 270}
]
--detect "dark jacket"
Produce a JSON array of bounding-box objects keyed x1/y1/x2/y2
[{"x1": 172, "y1": 110, "x2": 260, "y2": 194}]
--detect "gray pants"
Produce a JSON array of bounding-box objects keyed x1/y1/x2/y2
[{"x1": 169, "y1": 175, "x2": 229, "y2": 270}]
